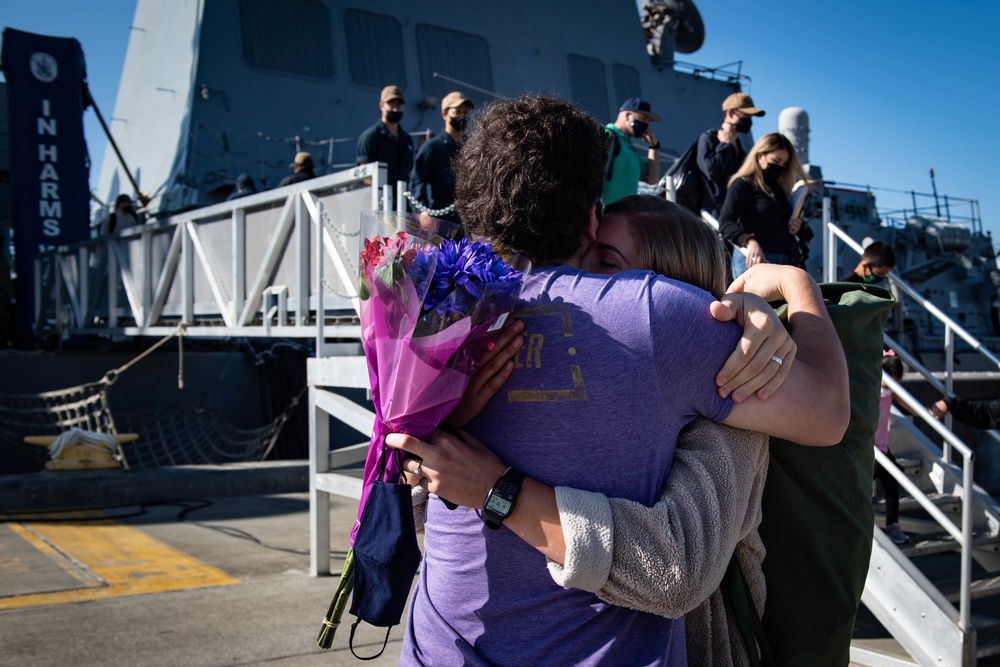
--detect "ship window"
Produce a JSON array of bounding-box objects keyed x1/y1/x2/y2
[
  {"x1": 611, "y1": 64, "x2": 641, "y2": 105},
  {"x1": 567, "y1": 55, "x2": 609, "y2": 122},
  {"x1": 344, "y1": 10, "x2": 407, "y2": 89},
  {"x1": 415, "y1": 24, "x2": 494, "y2": 99},
  {"x1": 237, "y1": 0, "x2": 333, "y2": 79}
]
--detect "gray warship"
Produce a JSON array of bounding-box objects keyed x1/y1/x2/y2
[{"x1": 6, "y1": 1, "x2": 1000, "y2": 664}]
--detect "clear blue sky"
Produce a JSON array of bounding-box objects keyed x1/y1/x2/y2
[{"x1": 3, "y1": 0, "x2": 999, "y2": 241}]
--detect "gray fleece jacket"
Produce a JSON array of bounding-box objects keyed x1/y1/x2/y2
[{"x1": 548, "y1": 418, "x2": 769, "y2": 667}]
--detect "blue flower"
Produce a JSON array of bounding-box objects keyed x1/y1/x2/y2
[{"x1": 409, "y1": 238, "x2": 523, "y2": 331}]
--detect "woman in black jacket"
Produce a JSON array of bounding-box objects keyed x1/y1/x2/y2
[{"x1": 720, "y1": 132, "x2": 809, "y2": 278}]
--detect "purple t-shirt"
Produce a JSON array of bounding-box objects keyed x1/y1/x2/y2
[{"x1": 401, "y1": 265, "x2": 742, "y2": 666}]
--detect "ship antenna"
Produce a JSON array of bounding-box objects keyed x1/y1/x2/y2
[
  {"x1": 929, "y1": 168, "x2": 941, "y2": 217},
  {"x1": 83, "y1": 82, "x2": 149, "y2": 207}
]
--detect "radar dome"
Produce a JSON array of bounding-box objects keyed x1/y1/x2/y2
[{"x1": 779, "y1": 107, "x2": 810, "y2": 166}]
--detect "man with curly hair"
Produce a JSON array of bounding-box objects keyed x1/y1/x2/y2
[{"x1": 396, "y1": 95, "x2": 849, "y2": 666}]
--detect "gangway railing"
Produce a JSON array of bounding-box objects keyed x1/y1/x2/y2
[
  {"x1": 824, "y1": 216, "x2": 1000, "y2": 368},
  {"x1": 823, "y1": 211, "x2": 1000, "y2": 458},
  {"x1": 819, "y1": 204, "x2": 1000, "y2": 664},
  {"x1": 878, "y1": 371, "x2": 977, "y2": 634},
  {"x1": 34, "y1": 163, "x2": 393, "y2": 340}
]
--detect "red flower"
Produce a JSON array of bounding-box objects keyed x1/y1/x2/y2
[{"x1": 362, "y1": 236, "x2": 386, "y2": 267}]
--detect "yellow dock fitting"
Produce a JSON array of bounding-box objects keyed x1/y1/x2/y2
[{"x1": 24, "y1": 433, "x2": 137, "y2": 471}]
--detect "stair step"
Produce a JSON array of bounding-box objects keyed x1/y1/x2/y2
[
  {"x1": 975, "y1": 621, "x2": 1000, "y2": 658},
  {"x1": 873, "y1": 492, "x2": 961, "y2": 515},
  {"x1": 899, "y1": 492, "x2": 961, "y2": 512},
  {"x1": 899, "y1": 533, "x2": 1000, "y2": 558},
  {"x1": 895, "y1": 457, "x2": 922, "y2": 473},
  {"x1": 939, "y1": 575, "x2": 1000, "y2": 603}
]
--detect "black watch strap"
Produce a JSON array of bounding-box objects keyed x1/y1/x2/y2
[{"x1": 483, "y1": 467, "x2": 524, "y2": 530}]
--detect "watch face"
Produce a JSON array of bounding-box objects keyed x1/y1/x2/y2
[{"x1": 485, "y1": 495, "x2": 512, "y2": 516}]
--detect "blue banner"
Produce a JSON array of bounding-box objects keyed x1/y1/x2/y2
[{"x1": 1, "y1": 28, "x2": 90, "y2": 346}]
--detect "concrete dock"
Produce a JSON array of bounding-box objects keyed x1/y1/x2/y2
[
  {"x1": 0, "y1": 462, "x2": 918, "y2": 666},
  {"x1": 1, "y1": 464, "x2": 402, "y2": 667}
]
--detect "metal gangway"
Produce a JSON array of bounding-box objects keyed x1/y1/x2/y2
[{"x1": 36, "y1": 176, "x2": 1000, "y2": 665}]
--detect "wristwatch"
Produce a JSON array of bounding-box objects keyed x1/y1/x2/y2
[{"x1": 482, "y1": 467, "x2": 524, "y2": 530}]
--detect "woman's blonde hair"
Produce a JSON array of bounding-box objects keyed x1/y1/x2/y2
[
  {"x1": 728, "y1": 132, "x2": 807, "y2": 197},
  {"x1": 602, "y1": 195, "x2": 728, "y2": 298}
]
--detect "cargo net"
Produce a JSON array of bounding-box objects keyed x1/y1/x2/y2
[
  {"x1": 112, "y1": 387, "x2": 301, "y2": 469},
  {"x1": 0, "y1": 325, "x2": 303, "y2": 470}
]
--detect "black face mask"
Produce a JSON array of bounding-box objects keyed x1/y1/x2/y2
[
  {"x1": 735, "y1": 117, "x2": 752, "y2": 133},
  {"x1": 449, "y1": 115, "x2": 468, "y2": 132},
  {"x1": 763, "y1": 163, "x2": 785, "y2": 182},
  {"x1": 629, "y1": 119, "x2": 648, "y2": 138},
  {"x1": 385, "y1": 110, "x2": 403, "y2": 124}
]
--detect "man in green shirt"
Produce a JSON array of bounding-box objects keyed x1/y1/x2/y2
[{"x1": 603, "y1": 98, "x2": 661, "y2": 204}]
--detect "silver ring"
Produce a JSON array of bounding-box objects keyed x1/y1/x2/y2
[
  {"x1": 413, "y1": 461, "x2": 423, "y2": 478},
  {"x1": 771, "y1": 355, "x2": 783, "y2": 366}
]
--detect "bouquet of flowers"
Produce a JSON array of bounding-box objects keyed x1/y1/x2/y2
[{"x1": 318, "y1": 211, "x2": 529, "y2": 652}]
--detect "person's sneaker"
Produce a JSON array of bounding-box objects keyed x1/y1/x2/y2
[{"x1": 885, "y1": 523, "x2": 911, "y2": 545}]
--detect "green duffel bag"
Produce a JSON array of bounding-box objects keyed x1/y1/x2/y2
[{"x1": 759, "y1": 282, "x2": 894, "y2": 667}]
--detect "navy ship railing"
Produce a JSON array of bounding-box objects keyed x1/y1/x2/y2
[{"x1": 33, "y1": 163, "x2": 395, "y2": 340}]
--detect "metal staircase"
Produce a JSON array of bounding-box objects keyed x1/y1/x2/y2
[
  {"x1": 856, "y1": 406, "x2": 1000, "y2": 666},
  {"x1": 820, "y1": 224, "x2": 1000, "y2": 666}
]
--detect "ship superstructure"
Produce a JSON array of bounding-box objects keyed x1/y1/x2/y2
[{"x1": 94, "y1": 0, "x2": 739, "y2": 216}]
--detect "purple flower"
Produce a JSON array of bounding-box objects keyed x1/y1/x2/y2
[{"x1": 407, "y1": 237, "x2": 523, "y2": 332}]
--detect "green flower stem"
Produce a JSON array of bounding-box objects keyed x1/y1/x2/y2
[{"x1": 316, "y1": 549, "x2": 354, "y2": 649}]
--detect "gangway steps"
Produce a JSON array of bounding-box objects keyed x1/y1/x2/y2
[
  {"x1": 897, "y1": 492, "x2": 961, "y2": 513},
  {"x1": 897, "y1": 532, "x2": 999, "y2": 558},
  {"x1": 938, "y1": 574, "x2": 1000, "y2": 603},
  {"x1": 874, "y1": 491, "x2": 962, "y2": 515},
  {"x1": 973, "y1": 622, "x2": 1000, "y2": 658}
]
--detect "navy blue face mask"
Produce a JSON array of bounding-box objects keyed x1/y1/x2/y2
[{"x1": 348, "y1": 478, "x2": 422, "y2": 659}]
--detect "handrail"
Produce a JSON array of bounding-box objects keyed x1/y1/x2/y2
[
  {"x1": 34, "y1": 163, "x2": 387, "y2": 339},
  {"x1": 879, "y1": 371, "x2": 976, "y2": 631},
  {"x1": 824, "y1": 205, "x2": 988, "y2": 635},
  {"x1": 824, "y1": 218, "x2": 1000, "y2": 369},
  {"x1": 883, "y1": 373, "x2": 974, "y2": 461},
  {"x1": 672, "y1": 60, "x2": 749, "y2": 86},
  {"x1": 699, "y1": 210, "x2": 748, "y2": 258},
  {"x1": 873, "y1": 435, "x2": 975, "y2": 631}
]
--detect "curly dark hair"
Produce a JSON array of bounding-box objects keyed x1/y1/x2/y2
[{"x1": 455, "y1": 95, "x2": 610, "y2": 263}]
